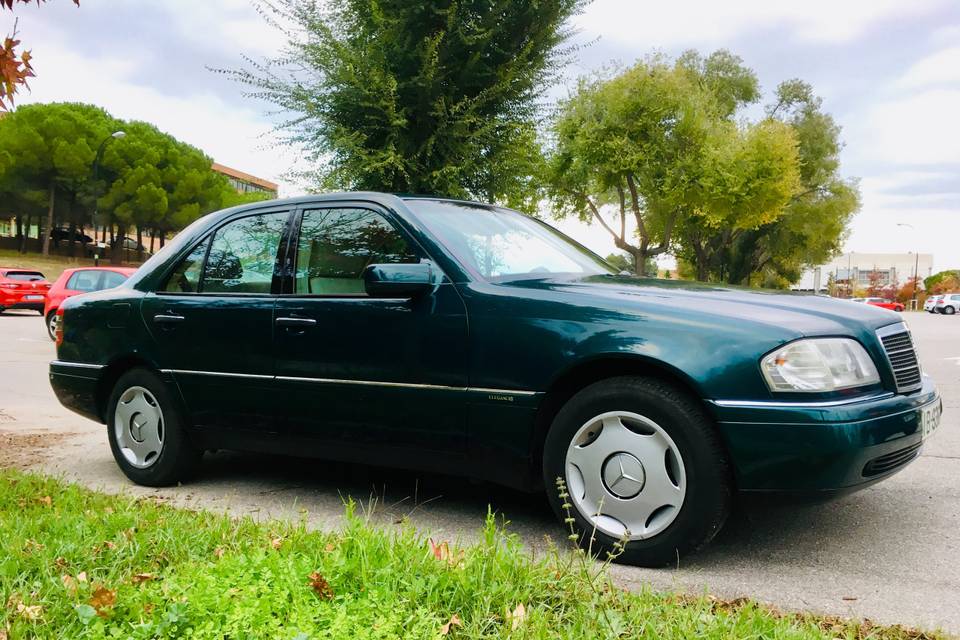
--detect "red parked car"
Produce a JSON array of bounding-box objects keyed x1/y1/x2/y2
[
  {"x1": 0, "y1": 268, "x2": 51, "y2": 315},
  {"x1": 43, "y1": 267, "x2": 136, "y2": 340},
  {"x1": 865, "y1": 297, "x2": 905, "y2": 312}
]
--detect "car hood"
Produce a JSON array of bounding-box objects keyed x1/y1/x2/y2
[{"x1": 499, "y1": 274, "x2": 902, "y2": 338}]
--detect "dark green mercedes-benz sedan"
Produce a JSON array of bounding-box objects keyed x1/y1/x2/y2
[{"x1": 50, "y1": 193, "x2": 942, "y2": 566}]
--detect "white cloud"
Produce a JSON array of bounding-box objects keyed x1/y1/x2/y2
[
  {"x1": 573, "y1": 0, "x2": 951, "y2": 48},
  {"x1": 853, "y1": 89, "x2": 960, "y2": 166},
  {"x1": 895, "y1": 46, "x2": 960, "y2": 89}
]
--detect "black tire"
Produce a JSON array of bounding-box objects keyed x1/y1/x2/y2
[
  {"x1": 106, "y1": 368, "x2": 201, "y2": 486},
  {"x1": 944, "y1": 306, "x2": 956, "y2": 315},
  {"x1": 543, "y1": 376, "x2": 731, "y2": 567},
  {"x1": 45, "y1": 311, "x2": 58, "y2": 341}
]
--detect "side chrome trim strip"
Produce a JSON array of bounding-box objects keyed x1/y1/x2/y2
[
  {"x1": 710, "y1": 392, "x2": 894, "y2": 409},
  {"x1": 161, "y1": 369, "x2": 273, "y2": 381},
  {"x1": 50, "y1": 360, "x2": 105, "y2": 370},
  {"x1": 163, "y1": 369, "x2": 538, "y2": 396}
]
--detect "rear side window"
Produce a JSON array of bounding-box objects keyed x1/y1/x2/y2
[
  {"x1": 66, "y1": 270, "x2": 101, "y2": 292},
  {"x1": 201, "y1": 212, "x2": 287, "y2": 294},
  {"x1": 5, "y1": 271, "x2": 44, "y2": 281}
]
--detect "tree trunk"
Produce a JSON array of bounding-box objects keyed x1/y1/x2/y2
[
  {"x1": 149, "y1": 228, "x2": 156, "y2": 253},
  {"x1": 159, "y1": 231, "x2": 165, "y2": 248},
  {"x1": 67, "y1": 221, "x2": 78, "y2": 257},
  {"x1": 15, "y1": 215, "x2": 23, "y2": 253},
  {"x1": 111, "y1": 224, "x2": 125, "y2": 265},
  {"x1": 18, "y1": 215, "x2": 28, "y2": 253},
  {"x1": 136, "y1": 226, "x2": 143, "y2": 261},
  {"x1": 41, "y1": 183, "x2": 54, "y2": 256}
]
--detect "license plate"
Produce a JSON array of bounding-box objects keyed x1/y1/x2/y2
[
  {"x1": 920, "y1": 402, "x2": 942, "y2": 440},
  {"x1": 23, "y1": 294, "x2": 43, "y2": 300}
]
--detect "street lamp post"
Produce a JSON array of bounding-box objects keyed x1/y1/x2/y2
[
  {"x1": 91, "y1": 131, "x2": 125, "y2": 265},
  {"x1": 896, "y1": 223, "x2": 919, "y2": 310}
]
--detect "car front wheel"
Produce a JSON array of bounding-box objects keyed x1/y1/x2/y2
[
  {"x1": 106, "y1": 368, "x2": 201, "y2": 486},
  {"x1": 543, "y1": 376, "x2": 731, "y2": 567}
]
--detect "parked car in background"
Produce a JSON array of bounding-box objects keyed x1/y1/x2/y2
[
  {"x1": 924, "y1": 295, "x2": 942, "y2": 313},
  {"x1": 113, "y1": 237, "x2": 149, "y2": 254},
  {"x1": 49, "y1": 227, "x2": 94, "y2": 245},
  {"x1": 865, "y1": 297, "x2": 904, "y2": 312},
  {"x1": 43, "y1": 267, "x2": 137, "y2": 339},
  {"x1": 934, "y1": 294, "x2": 960, "y2": 315},
  {"x1": 0, "y1": 268, "x2": 51, "y2": 314},
  {"x1": 850, "y1": 297, "x2": 865, "y2": 303},
  {"x1": 51, "y1": 194, "x2": 942, "y2": 567}
]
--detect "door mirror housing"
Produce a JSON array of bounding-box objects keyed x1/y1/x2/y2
[{"x1": 363, "y1": 262, "x2": 435, "y2": 298}]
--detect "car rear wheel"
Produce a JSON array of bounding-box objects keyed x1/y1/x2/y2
[
  {"x1": 45, "y1": 311, "x2": 58, "y2": 341},
  {"x1": 944, "y1": 306, "x2": 956, "y2": 315},
  {"x1": 106, "y1": 368, "x2": 201, "y2": 486},
  {"x1": 543, "y1": 376, "x2": 731, "y2": 567}
]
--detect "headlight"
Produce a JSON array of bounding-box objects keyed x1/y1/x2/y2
[{"x1": 761, "y1": 338, "x2": 880, "y2": 392}]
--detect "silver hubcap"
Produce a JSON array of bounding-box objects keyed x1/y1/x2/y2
[
  {"x1": 47, "y1": 313, "x2": 58, "y2": 336},
  {"x1": 114, "y1": 386, "x2": 164, "y2": 468},
  {"x1": 566, "y1": 410, "x2": 686, "y2": 540}
]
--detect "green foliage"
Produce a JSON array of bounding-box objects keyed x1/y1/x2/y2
[
  {"x1": 925, "y1": 270, "x2": 960, "y2": 294},
  {"x1": 547, "y1": 50, "x2": 800, "y2": 275},
  {"x1": 225, "y1": 0, "x2": 584, "y2": 212},
  {"x1": 0, "y1": 102, "x2": 235, "y2": 256},
  {"x1": 0, "y1": 469, "x2": 941, "y2": 639},
  {"x1": 677, "y1": 79, "x2": 860, "y2": 286}
]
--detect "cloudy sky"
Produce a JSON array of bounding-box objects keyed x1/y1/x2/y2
[{"x1": 6, "y1": 0, "x2": 960, "y2": 271}]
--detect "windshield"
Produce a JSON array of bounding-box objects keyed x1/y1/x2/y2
[{"x1": 404, "y1": 199, "x2": 616, "y2": 281}]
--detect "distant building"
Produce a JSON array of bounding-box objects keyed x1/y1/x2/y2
[
  {"x1": 212, "y1": 162, "x2": 279, "y2": 197},
  {"x1": 794, "y1": 252, "x2": 934, "y2": 293}
]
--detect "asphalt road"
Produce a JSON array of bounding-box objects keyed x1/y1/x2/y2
[{"x1": 1, "y1": 309, "x2": 958, "y2": 633}]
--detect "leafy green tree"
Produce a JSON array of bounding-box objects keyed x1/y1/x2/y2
[
  {"x1": 925, "y1": 270, "x2": 960, "y2": 294},
  {"x1": 678, "y1": 80, "x2": 860, "y2": 286},
  {"x1": 547, "y1": 51, "x2": 800, "y2": 275},
  {"x1": 0, "y1": 102, "x2": 115, "y2": 254},
  {"x1": 225, "y1": 0, "x2": 583, "y2": 211},
  {"x1": 97, "y1": 120, "x2": 228, "y2": 262}
]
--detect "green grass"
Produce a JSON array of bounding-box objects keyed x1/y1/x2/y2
[
  {"x1": 0, "y1": 470, "x2": 944, "y2": 639},
  {"x1": 0, "y1": 250, "x2": 142, "y2": 283}
]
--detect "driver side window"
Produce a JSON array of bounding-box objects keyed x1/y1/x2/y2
[{"x1": 294, "y1": 208, "x2": 420, "y2": 296}]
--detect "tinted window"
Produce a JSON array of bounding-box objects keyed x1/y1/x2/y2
[
  {"x1": 294, "y1": 208, "x2": 420, "y2": 295},
  {"x1": 101, "y1": 271, "x2": 129, "y2": 289},
  {"x1": 67, "y1": 270, "x2": 102, "y2": 292},
  {"x1": 162, "y1": 239, "x2": 209, "y2": 293},
  {"x1": 5, "y1": 271, "x2": 45, "y2": 281},
  {"x1": 202, "y1": 212, "x2": 287, "y2": 294}
]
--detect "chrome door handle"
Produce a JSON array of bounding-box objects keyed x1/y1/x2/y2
[
  {"x1": 153, "y1": 314, "x2": 185, "y2": 324},
  {"x1": 276, "y1": 317, "x2": 317, "y2": 328}
]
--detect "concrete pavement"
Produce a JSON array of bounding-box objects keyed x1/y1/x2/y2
[{"x1": 1, "y1": 309, "x2": 958, "y2": 633}]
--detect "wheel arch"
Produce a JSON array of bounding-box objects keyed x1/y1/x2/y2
[
  {"x1": 95, "y1": 354, "x2": 163, "y2": 422},
  {"x1": 529, "y1": 354, "x2": 711, "y2": 481}
]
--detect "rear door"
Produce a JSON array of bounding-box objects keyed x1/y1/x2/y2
[
  {"x1": 141, "y1": 208, "x2": 292, "y2": 432},
  {"x1": 272, "y1": 203, "x2": 469, "y2": 455}
]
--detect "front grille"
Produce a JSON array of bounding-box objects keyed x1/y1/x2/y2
[
  {"x1": 862, "y1": 442, "x2": 922, "y2": 477},
  {"x1": 877, "y1": 324, "x2": 922, "y2": 393}
]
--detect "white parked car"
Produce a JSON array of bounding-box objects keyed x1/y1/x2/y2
[
  {"x1": 934, "y1": 293, "x2": 960, "y2": 315},
  {"x1": 924, "y1": 295, "x2": 943, "y2": 313}
]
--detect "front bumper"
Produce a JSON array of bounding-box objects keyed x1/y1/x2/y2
[{"x1": 708, "y1": 376, "x2": 940, "y2": 493}]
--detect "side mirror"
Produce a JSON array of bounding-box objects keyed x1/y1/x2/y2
[{"x1": 362, "y1": 262, "x2": 435, "y2": 298}]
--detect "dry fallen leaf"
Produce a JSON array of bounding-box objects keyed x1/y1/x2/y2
[
  {"x1": 22, "y1": 539, "x2": 44, "y2": 554},
  {"x1": 77, "y1": 571, "x2": 88, "y2": 583},
  {"x1": 61, "y1": 574, "x2": 77, "y2": 593},
  {"x1": 0, "y1": 628, "x2": 7, "y2": 640},
  {"x1": 38, "y1": 495, "x2": 52, "y2": 508},
  {"x1": 131, "y1": 573, "x2": 155, "y2": 585},
  {"x1": 89, "y1": 586, "x2": 116, "y2": 617},
  {"x1": 308, "y1": 572, "x2": 334, "y2": 600},
  {"x1": 508, "y1": 603, "x2": 526, "y2": 630},
  {"x1": 213, "y1": 546, "x2": 225, "y2": 559},
  {"x1": 16, "y1": 603, "x2": 42, "y2": 621},
  {"x1": 270, "y1": 536, "x2": 284, "y2": 550},
  {"x1": 324, "y1": 542, "x2": 336, "y2": 553},
  {"x1": 428, "y1": 539, "x2": 464, "y2": 568},
  {"x1": 54, "y1": 557, "x2": 68, "y2": 569},
  {"x1": 440, "y1": 613, "x2": 463, "y2": 635}
]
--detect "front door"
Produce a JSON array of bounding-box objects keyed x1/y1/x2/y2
[
  {"x1": 273, "y1": 203, "x2": 469, "y2": 457},
  {"x1": 141, "y1": 209, "x2": 290, "y2": 432}
]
